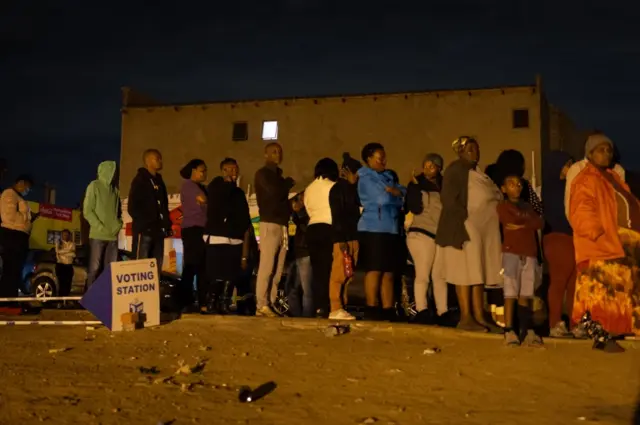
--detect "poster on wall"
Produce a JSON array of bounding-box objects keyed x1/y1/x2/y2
[{"x1": 39, "y1": 204, "x2": 73, "y2": 222}]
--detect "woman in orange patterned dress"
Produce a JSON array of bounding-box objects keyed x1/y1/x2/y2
[{"x1": 569, "y1": 133, "x2": 640, "y2": 352}]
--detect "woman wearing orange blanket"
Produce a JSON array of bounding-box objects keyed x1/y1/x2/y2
[{"x1": 569, "y1": 133, "x2": 640, "y2": 352}]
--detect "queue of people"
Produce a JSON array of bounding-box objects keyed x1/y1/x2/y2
[{"x1": 1, "y1": 131, "x2": 638, "y2": 354}]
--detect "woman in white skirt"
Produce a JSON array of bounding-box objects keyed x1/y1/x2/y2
[{"x1": 435, "y1": 137, "x2": 502, "y2": 332}]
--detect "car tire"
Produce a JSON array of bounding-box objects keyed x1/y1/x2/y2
[{"x1": 32, "y1": 276, "x2": 57, "y2": 299}]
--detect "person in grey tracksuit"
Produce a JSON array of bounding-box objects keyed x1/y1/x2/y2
[{"x1": 405, "y1": 153, "x2": 448, "y2": 316}]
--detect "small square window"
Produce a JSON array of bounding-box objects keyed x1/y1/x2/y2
[
  {"x1": 512, "y1": 109, "x2": 529, "y2": 129},
  {"x1": 232, "y1": 122, "x2": 248, "y2": 142},
  {"x1": 262, "y1": 120, "x2": 278, "y2": 141}
]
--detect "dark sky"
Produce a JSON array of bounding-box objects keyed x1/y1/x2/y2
[{"x1": 1, "y1": 0, "x2": 639, "y2": 206}]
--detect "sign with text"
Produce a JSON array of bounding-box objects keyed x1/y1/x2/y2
[
  {"x1": 39, "y1": 204, "x2": 73, "y2": 222},
  {"x1": 81, "y1": 259, "x2": 160, "y2": 331}
]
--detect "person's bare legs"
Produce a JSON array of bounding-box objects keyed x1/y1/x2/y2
[
  {"x1": 456, "y1": 285, "x2": 486, "y2": 331},
  {"x1": 364, "y1": 271, "x2": 381, "y2": 307},
  {"x1": 380, "y1": 272, "x2": 395, "y2": 309},
  {"x1": 472, "y1": 284, "x2": 501, "y2": 332}
]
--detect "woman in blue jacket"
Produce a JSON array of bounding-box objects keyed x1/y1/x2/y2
[{"x1": 357, "y1": 143, "x2": 406, "y2": 319}]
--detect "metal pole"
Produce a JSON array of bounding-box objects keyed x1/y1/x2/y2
[
  {"x1": 0, "y1": 321, "x2": 101, "y2": 326},
  {"x1": 0, "y1": 296, "x2": 82, "y2": 302}
]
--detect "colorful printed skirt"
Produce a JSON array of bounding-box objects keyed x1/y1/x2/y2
[{"x1": 572, "y1": 228, "x2": 640, "y2": 336}]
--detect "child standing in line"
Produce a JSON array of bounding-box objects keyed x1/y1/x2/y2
[{"x1": 497, "y1": 174, "x2": 545, "y2": 347}]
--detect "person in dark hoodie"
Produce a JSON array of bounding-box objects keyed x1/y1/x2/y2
[
  {"x1": 203, "y1": 158, "x2": 252, "y2": 314},
  {"x1": 327, "y1": 153, "x2": 362, "y2": 321},
  {"x1": 541, "y1": 151, "x2": 577, "y2": 338},
  {"x1": 254, "y1": 143, "x2": 295, "y2": 317},
  {"x1": 405, "y1": 153, "x2": 448, "y2": 318},
  {"x1": 286, "y1": 192, "x2": 314, "y2": 318},
  {"x1": 128, "y1": 149, "x2": 171, "y2": 270}
]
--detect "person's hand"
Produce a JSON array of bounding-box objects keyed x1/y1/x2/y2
[
  {"x1": 505, "y1": 224, "x2": 525, "y2": 230},
  {"x1": 241, "y1": 257, "x2": 249, "y2": 270},
  {"x1": 385, "y1": 186, "x2": 402, "y2": 197},
  {"x1": 339, "y1": 242, "x2": 348, "y2": 252},
  {"x1": 196, "y1": 194, "x2": 207, "y2": 205},
  {"x1": 411, "y1": 169, "x2": 419, "y2": 185}
]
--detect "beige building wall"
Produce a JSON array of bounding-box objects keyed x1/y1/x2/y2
[{"x1": 120, "y1": 84, "x2": 544, "y2": 197}]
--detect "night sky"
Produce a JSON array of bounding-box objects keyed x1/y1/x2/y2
[{"x1": 1, "y1": 1, "x2": 639, "y2": 207}]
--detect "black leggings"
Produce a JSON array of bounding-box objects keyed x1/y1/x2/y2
[
  {"x1": 306, "y1": 223, "x2": 333, "y2": 314},
  {"x1": 0, "y1": 229, "x2": 29, "y2": 297},
  {"x1": 181, "y1": 226, "x2": 205, "y2": 308},
  {"x1": 55, "y1": 263, "x2": 74, "y2": 296}
]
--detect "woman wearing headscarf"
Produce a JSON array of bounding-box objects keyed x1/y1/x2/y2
[
  {"x1": 405, "y1": 153, "x2": 448, "y2": 318},
  {"x1": 358, "y1": 143, "x2": 406, "y2": 320},
  {"x1": 569, "y1": 133, "x2": 640, "y2": 352},
  {"x1": 304, "y1": 158, "x2": 340, "y2": 317},
  {"x1": 179, "y1": 159, "x2": 208, "y2": 312},
  {"x1": 436, "y1": 137, "x2": 502, "y2": 332},
  {"x1": 541, "y1": 151, "x2": 577, "y2": 338}
]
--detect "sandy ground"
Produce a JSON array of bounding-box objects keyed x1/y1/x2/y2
[{"x1": 0, "y1": 312, "x2": 638, "y2": 425}]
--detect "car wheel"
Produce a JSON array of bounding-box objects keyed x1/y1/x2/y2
[{"x1": 33, "y1": 276, "x2": 57, "y2": 299}]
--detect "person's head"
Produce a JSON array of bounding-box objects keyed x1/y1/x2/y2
[
  {"x1": 496, "y1": 149, "x2": 526, "y2": 178},
  {"x1": 61, "y1": 229, "x2": 72, "y2": 242},
  {"x1": 585, "y1": 133, "x2": 614, "y2": 169},
  {"x1": 314, "y1": 158, "x2": 339, "y2": 182},
  {"x1": 180, "y1": 159, "x2": 207, "y2": 183},
  {"x1": 452, "y1": 136, "x2": 479, "y2": 166},
  {"x1": 501, "y1": 174, "x2": 523, "y2": 202},
  {"x1": 361, "y1": 143, "x2": 386, "y2": 172},
  {"x1": 14, "y1": 174, "x2": 34, "y2": 196},
  {"x1": 422, "y1": 153, "x2": 444, "y2": 180},
  {"x1": 291, "y1": 193, "x2": 304, "y2": 213},
  {"x1": 264, "y1": 143, "x2": 283, "y2": 165},
  {"x1": 340, "y1": 152, "x2": 362, "y2": 184},
  {"x1": 143, "y1": 149, "x2": 163, "y2": 172},
  {"x1": 220, "y1": 158, "x2": 239, "y2": 182}
]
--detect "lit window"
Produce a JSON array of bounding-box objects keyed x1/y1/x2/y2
[{"x1": 262, "y1": 121, "x2": 278, "y2": 140}]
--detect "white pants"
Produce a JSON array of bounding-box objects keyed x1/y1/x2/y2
[{"x1": 407, "y1": 232, "x2": 448, "y2": 315}]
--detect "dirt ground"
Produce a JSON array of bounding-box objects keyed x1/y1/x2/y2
[{"x1": 0, "y1": 312, "x2": 638, "y2": 425}]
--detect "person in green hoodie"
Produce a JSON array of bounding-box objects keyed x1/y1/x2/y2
[{"x1": 83, "y1": 161, "x2": 123, "y2": 288}]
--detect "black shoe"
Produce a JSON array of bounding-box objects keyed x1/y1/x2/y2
[
  {"x1": 381, "y1": 308, "x2": 398, "y2": 322},
  {"x1": 363, "y1": 306, "x2": 382, "y2": 321}
]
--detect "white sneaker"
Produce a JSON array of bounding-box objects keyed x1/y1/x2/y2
[
  {"x1": 329, "y1": 309, "x2": 356, "y2": 321},
  {"x1": 256, "y1": 306, "x2": 278, "y2": 318}
]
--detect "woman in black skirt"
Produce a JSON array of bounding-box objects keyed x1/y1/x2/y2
[{"x1": 357, "y1": 143, "x2": 407, "y2": 320}]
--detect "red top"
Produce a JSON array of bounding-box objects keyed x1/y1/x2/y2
[{"x1": 497, "y1": 200, "x2": 544, "y2": 258}]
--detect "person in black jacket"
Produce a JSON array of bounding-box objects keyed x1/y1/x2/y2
[
  {"x1": 285, "y1": 193, "x2": 314, "y2": 317},
  {"x1": 327, "y1": 153, "x2": 362, "y2": 320},
  {"x1": 254, "y1": 143, "x2": 295, "y2": 317},
  {"x1": 203, "y1": 158, "x2": 252, "y2": 314},
  {"x1": 128, "y1": 149, "x2": 171, "y2": 271}
]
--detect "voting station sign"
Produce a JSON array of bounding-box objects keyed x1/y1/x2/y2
[{"x1": 81, "y1": 259, "x2": 160, "y2": 331}]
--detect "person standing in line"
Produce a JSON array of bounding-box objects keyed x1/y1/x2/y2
[
  {"x1": 541, "y1": 151, "x2": 580, "y2": 338},
  {"x1": 128, "y1": 149, "x2": 171, "y2": 271},
  {"x1": 304, "y1": 158, "x2": 339, "y2": 317},
  {"x1": 405, "y1": 153, "x2": 448, "y2": 320},
  {"x1": 55, "y1": 229, "x2": 76, "y2": 296},
  {"x1": 327, "y1": 153, "x2": 362, "y2": 321},
  {"x1": 286, "y1": 193, "x2": 314, "y2": 318},
  {"x1": 436, "y1": 137, "x2": 503, "y2": 332},
  {"x1": 357, "y1": 143, "x2": 406, "y2": 321},
  {"x1": 497, "y1": 174, "x2": 545, "y2": 346},
  {"x1": 0, "y1": 175, "x2": 37, "y2": 298},
  {"x1": 254, "y1": 143, "x2": 295, "y2": 317},
  {"x1": 179, "y1": 159, "x2": 208, "y2": 312},
  {"x1": 203, "y1": 158, "x2": 252, "y2": 314},
  {"x1": 83, "y1": 160, "x2": 122, "y2": 287}
]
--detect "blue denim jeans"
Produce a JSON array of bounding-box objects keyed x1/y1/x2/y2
[
  {"x1": 286, "y1": 256, "x2": 313, "y2": 317},
  {"x1": 87, "y1": 239, "x2": 119, "y2": 288}
]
